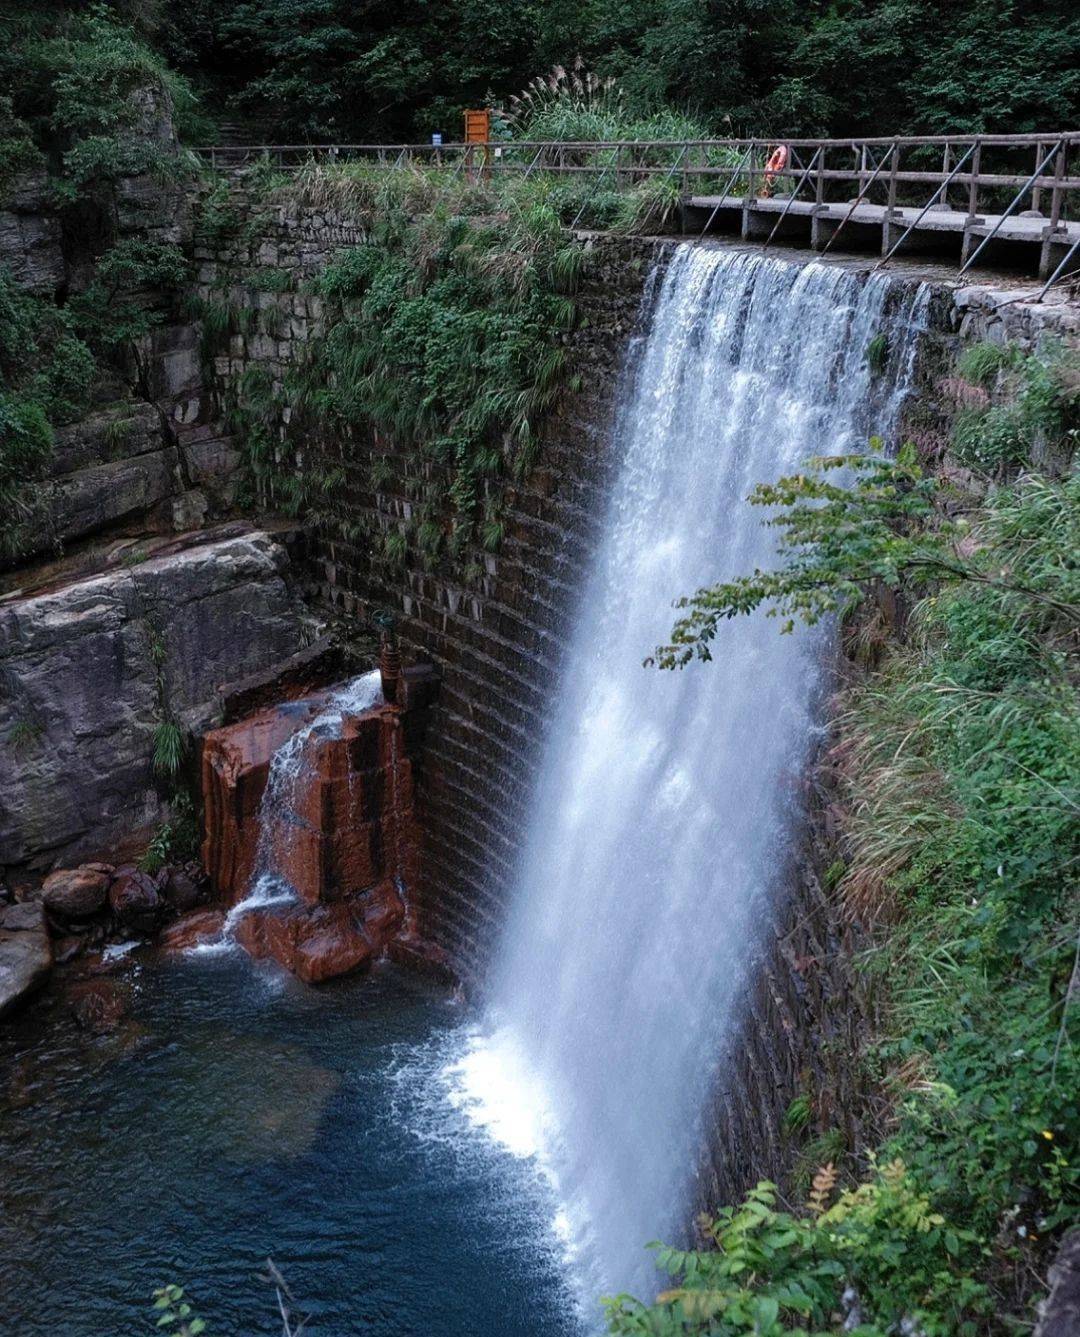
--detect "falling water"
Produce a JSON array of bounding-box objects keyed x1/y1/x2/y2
[
  {"x1": 195, "y1": 670, "x2": 383, "y2": 952},
  {"x1": 449, "y1": 246, "x2": 928, "y2": 1304}
]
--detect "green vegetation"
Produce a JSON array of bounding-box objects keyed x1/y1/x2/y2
[
  {"x1": 607, "y1": 1165, "x2": 990, "y2": 1335},
  {"x1": 202, "y1": 161, "x2": 678, "y2": 562},
  {"x1": 0, "y1": 5, "x2": 194, "y2": 557},
  {"x1": 634, "y1": 348, "x2": 1079, "y2": 1330},
  {"x1": 139, "y1": 792, "x2": 198, "y2": 874},
  {"x1": 151, "y1": 1284, "x2": 208, "y2": 1336},
  {"x1": 144, "y1": 0, "x2": 1080, "y2": 144}
]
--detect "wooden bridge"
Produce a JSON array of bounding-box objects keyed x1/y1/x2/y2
[{"x1": 197, "y1": 132, "x2": 1080, "y2": 291}]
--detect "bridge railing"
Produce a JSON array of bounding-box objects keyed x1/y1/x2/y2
[
  {"x1": 197, "y1": 132, "x2": 1080, "y2": 200},
  {"x1": 195, "y1": 133, "x2": 1080, "y2": 245}
]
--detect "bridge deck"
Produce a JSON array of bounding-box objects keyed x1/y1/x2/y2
[{"x1": 684, "y1": 194, "x2": 1080, "y2": 274}]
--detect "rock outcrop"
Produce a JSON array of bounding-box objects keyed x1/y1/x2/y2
[
  {"x1": 0, "y1": 172, "x2": 64, "y2": 296},
  {"x1": 201, "y1": 670, "x2": 437, "y2": 983},
  {"x1": 0, "y1": 901, "x2": 52, "y2": 1017},
  {"x1": 1035, "y1": 1231, "x2": 1080, "y2": 1337},
  {"x1": 0, "y1": 528, "x2": 315, "y2": 874}
]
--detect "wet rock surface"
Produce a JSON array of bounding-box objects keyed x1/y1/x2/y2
[
  {"x1": 160, "y1": 909, "x2": 225, "y2": 953},
  {"x1": 0, "y1": 529, "x2": 314, "y2": 872},
  {"x1": 0, "y1": 901, "x2": 52, "y2": 1017},
  {"x1": 203, "y1": 674, "x2": 436, "y2": 984},
  {"x1": 40, "y1": 867, "x2": 110, "y2": 920},
  {"x1": 66, "y1": 978, "x2": 130, "y2": 1033}
]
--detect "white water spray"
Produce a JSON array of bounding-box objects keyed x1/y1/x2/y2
[
  {"x1": 450, "y1": 246, "x2": 928, "y2": 1302},
  {"x1": 193, "y1": 670, "x2": 383, "y2": 954}
]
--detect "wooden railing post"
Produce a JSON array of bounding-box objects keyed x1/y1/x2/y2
[
  {"x1": 815, "y1": 145, "x2": 826, "y2": 207},
  {"x1": 941, "y1": 143, "x2": 951, "y2": 209},
  {"x1": 886, "y1": 142, "x2": 899, "y2": 213},
  {"x1": 967, "y1": 138, "x2": 981, "y2": 218},
  {"x1": 1049, "y1": 141, "x2": 1067, "y2": 232},
  {"x1": 1032, "y1": 141, "x2": 1043, "y2": 213}
]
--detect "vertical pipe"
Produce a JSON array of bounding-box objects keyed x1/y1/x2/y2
[{"x1": 941, "y1": 143, "x2": 951, "y2": 209}]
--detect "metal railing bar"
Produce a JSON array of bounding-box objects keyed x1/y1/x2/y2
[
  {"x1": 193, "y1": 132, "x2": 1080, "y2": 153},
  {"x1": 762, "y1": 147, "x2": 822, "y2": 249},
  {"x1": 959, "y1": 139, "x2": 1064, "y2": 274},
  {"x1": 876, "y1": 141, "x2": 978, "y2": 268},
  {"x1": 697, "y1": 145, "x2": 755, "y2": 239},
  {"x1": 819, "y1": 142, "x2": 895, "y2": 256}
]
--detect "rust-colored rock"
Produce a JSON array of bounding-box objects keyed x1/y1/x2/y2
[
  {"x1": 235, "y1": 901, "x2": 373, "y2": 984},
  {"x1": 67, "y1": 978, "x2": 130, "y2": 1033},
  {"x1": 41, "y1": 868, "x2": 110, "y2": 920},
  {"x1": 109, "y1": 870, "x2": 164, "y2": 934},
  {"x1": 200, "y1": 678, "x2": 428, "y2": 985},
  {"x1": 160, "y1": 909, "x2": 225, "y2": 953}
]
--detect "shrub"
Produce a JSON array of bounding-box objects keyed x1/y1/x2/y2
[{"x1": 606, "y1": 1164, "x2": 990, "y2": 1335}]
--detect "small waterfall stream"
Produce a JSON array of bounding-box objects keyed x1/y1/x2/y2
[
  {"x1": 449, "y1": 246, "x2": 928, "y2": 1303},
  {"x1": 197, "y1": 670, "x2": 384, "y2": 952}
]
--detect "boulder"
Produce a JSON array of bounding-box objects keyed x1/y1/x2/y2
[
  {"x1": 0, "y1": 901, "x2": 52, "y2": 1018},
  {"x1": 0, "y1": 530, "x2": 313, "y2": 872},
  {"x1": 67, "y1": 978, "x2": 130, "y2": 1033},
  {"x1": 162, "y1": 865, "x2": 206, "y2": 913},
  {"x1": 109, "y1": 870, "x2": 164, "y2": 934},
  {"x1": 41, "y1": 867, "x2": 110, "y2": 920},
  {"x1": 160, "y1": 909, "x2": 224, "y2": 953},
  {"x1": 236, "y1": 901, "x2": 376, "y2": 985}
]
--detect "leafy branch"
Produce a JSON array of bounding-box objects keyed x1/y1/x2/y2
[{"x1": 651, "y1": 446, "x2": 1080, "y2": 670}]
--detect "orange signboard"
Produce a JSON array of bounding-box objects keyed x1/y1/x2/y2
[{"x1": 463, "y1": 109, "x2": 491, "y2": 144}]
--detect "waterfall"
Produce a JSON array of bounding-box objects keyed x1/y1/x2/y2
[
  {"x1": 449, "y1": 246, "x2": 928, "y2": 1304},
  {"x1": 195, "y1": 670, "x2": 383, "y2": 953}
]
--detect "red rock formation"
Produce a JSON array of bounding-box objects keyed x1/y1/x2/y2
[
  {"x1": 201, "y1": 676, "x2": 433, "y2": 984},
  {"x1": 160, "y1": 909, "x2": 226, "y2": 953}
]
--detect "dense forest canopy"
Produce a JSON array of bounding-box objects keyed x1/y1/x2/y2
[{"x1": 4, "y1": 0, "x2": 1080, "y2": 143}]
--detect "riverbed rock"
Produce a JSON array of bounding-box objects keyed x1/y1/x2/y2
[
  {"x1": 162, "y1": 865, "x2": 206, "y2": 913},
  {"x1": 160, "y1": 909, "x2": 224, "y2": 953},
  {"x1": 235, "y1": 901, "x2": 376, "y2": 984},
  {"x1": 109, "y1": 870, "x2": 164, "y2": 933},
  {"x1": 41, "y1": 867, "x2": 111, "y2": 920},
  {"x1": 0, "y1": 529, "x2": 315, "y2": 873},
  {"x1": 0, "y1": 901, "x2": 52, "y2": 1017},
  {"x1": 67, "y1": 978, "x2": 130, "y2": 1033}
]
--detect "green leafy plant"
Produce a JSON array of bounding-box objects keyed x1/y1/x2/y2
[
  {"x1": 866, "y1": 333, "x2": 889, "y2": 375},
  {"x1": 606, "y1": 1162, "x2": 990, "y2": 1335},
  {"x1": 151, "y1": 1284, "x2": 208, "y2": 1336},
  {"x1": 152, "y1": 720, "x2": 186, "y2": 779},
  {"x1": 140, "y1": 793, "x2": 198, "y2": 873}
]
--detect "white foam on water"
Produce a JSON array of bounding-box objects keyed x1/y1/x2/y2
[{"x1": 102, "y1": 940, "x2": 139, "y2": 961}]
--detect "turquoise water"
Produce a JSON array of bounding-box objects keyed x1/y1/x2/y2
[{"x1": 0, "y1": 954, "x2": 584, "y2": 1335}]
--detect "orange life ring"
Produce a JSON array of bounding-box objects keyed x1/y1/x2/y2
[{"x1": 764, "y1": 145, "x2": 789, "y2": 185}]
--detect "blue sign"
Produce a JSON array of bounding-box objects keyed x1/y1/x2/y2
[{"x1": 431, "y1": 133, "x2": 443, "y2": 146}]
